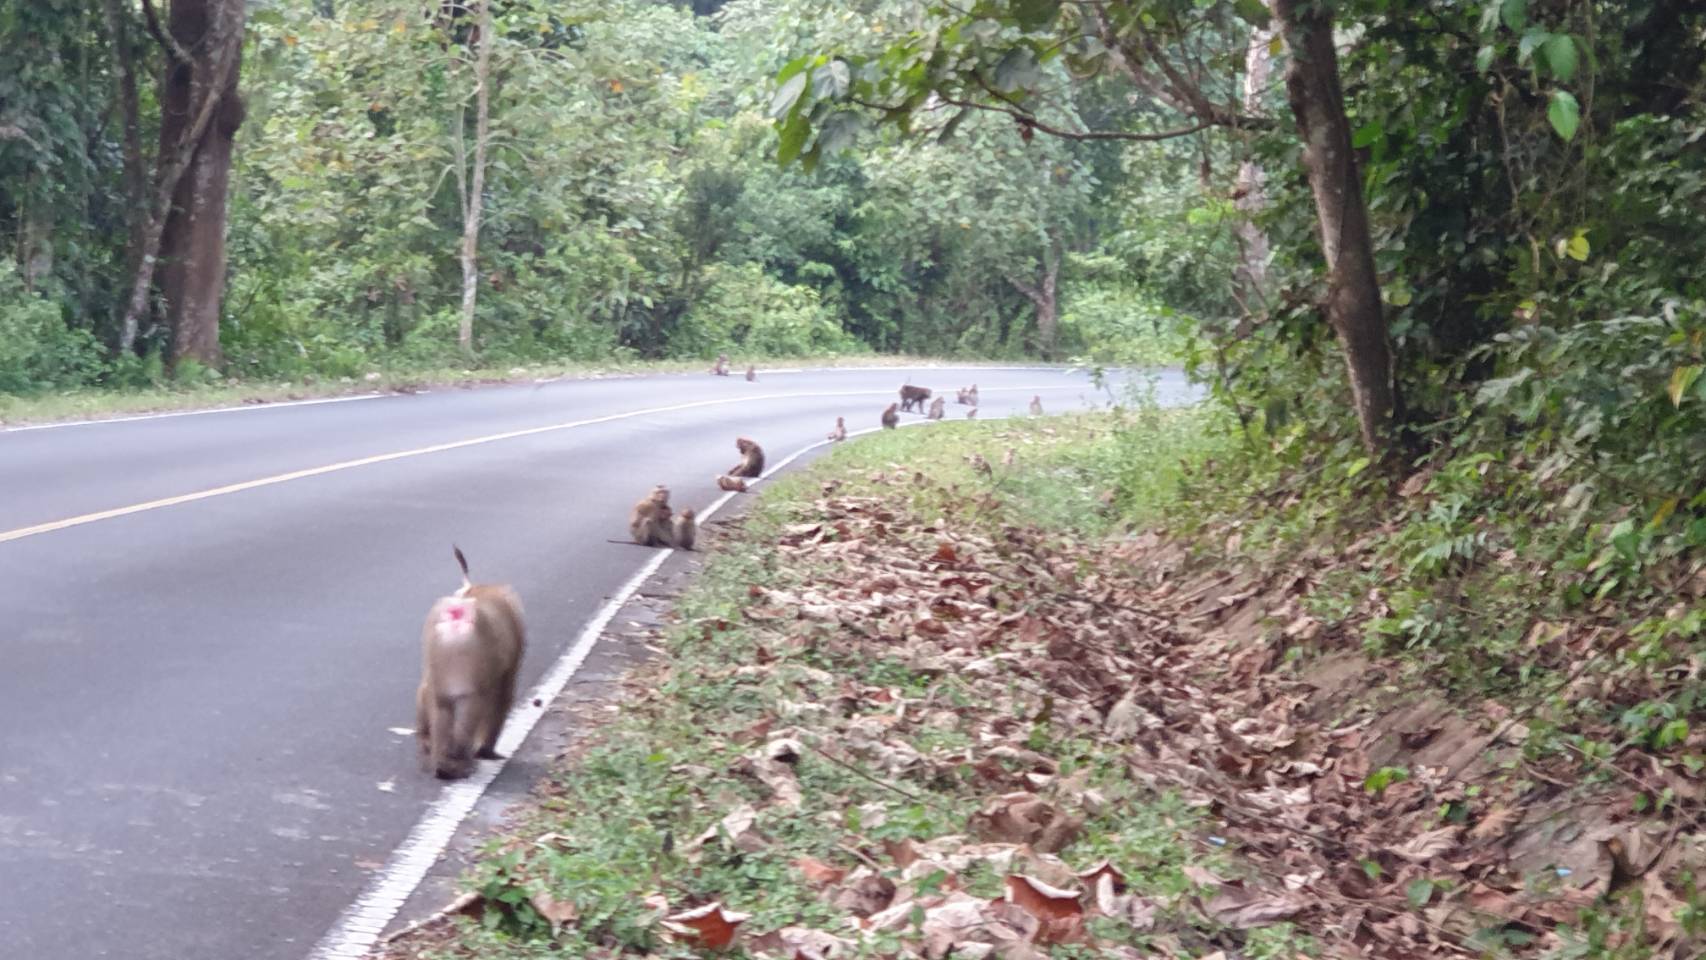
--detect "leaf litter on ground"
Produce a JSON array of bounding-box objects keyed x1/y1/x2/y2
[{"x1": 380, "y1": 419, "x2": 1703, "y2": 960}]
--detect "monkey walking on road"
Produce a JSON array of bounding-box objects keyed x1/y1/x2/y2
[
  {"x1": 899, "y1": 383, "x2": 932, "y2": 413},
  {"x1": 416, "y1": 547, "x2": 526, "y2": 780}
]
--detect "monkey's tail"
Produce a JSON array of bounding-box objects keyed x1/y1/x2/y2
[{"x1": 452, "y1": 545, "x2": 472, "y2": 595}]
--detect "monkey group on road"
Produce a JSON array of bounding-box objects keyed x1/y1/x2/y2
[{"x1": 414, "y1": 373, "x2": 1042, "y2": 781}]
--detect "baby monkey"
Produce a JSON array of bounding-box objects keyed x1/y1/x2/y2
[
  {"x1": 827, "y1": 417, "x2": 847, "y2": 442},
  {"x1": 416, "y1": 547, "x2": 526, "y2": 780}
]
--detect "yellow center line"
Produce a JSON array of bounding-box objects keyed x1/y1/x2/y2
[{"x1": 0, "y1": 385, "x2": 1083, "y2": 545}]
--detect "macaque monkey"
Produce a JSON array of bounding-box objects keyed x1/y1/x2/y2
[
  {"x1": 416, "y1": 547, "x2": 526, "y2": 780},
  {"x1": 966, "y1": 407, "x2": 978, "y2": 420},
  {"x1": 711, "y1": 354, "x2": 730, "y2": 376},
  {"x1": 1029, "y1": 395, "x2": 1044, "y2": 416},
  {"x1": 727, "y1": 437, "x2": 765, "y2": 478},
  {"x1": 899, "y1": 384, "x2": 932, "y2": 413},
  {"x1": 957, "y1": 384, "x2": 979, "y2": 406},
  {"x1": 827, "y1": 417, "x2": 847, "y2": 442},
  {"x1": 717, "y1": 475, "x2": 749, "y2": 492},
  {"x1": 745, "y1": 365, "x2": 757, "y2": 382},
  {"x1": 927, "y1": 396, "x2": 945, "y2": 420},
  {"x1": 881, "y1": 402, "x2": 899, "y2": 429},
  {"x1": 627, "y1": 485, "x2": 674, "y2": 547},
  {"x1": 672, "y1": 507, "x2": 697, "y2": 551}
]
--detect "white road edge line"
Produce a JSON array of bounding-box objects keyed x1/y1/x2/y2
[
  {"x1": 303, "y1": 417, "x2": 955, "y2": 960},
  {"x1": 0, "y1": 392, "x2": 388, "y2": 432}
]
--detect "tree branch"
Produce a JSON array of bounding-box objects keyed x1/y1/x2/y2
[
  {"x1": 937, "y1": 93, "x2": 1219, "y2": 141},
  {"x1": 140, "y1": 0, "x2": 191, "y2": 64}
]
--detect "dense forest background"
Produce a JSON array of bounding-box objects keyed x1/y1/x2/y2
[
  {"x1": 2, "y1": 0, "x2": 1704, "y2": 490},
  {"x1": 0, "y1": 0, "x2": 1218, "y2": 391}
]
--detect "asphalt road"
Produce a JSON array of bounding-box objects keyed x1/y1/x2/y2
[{"x1": 0, "y1": 365, "x2": 1194, "y2": 959}]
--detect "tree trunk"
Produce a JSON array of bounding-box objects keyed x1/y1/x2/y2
[
  {"x1": 456, "y1": 0, "x2": 494, "y2": 359},
  {"x1": 1272, "y1": 0, "x2": 1396, "y2": 460},
  {"x1": 19, "y1": 196, "x2": 53, "y2": 291},
  {"x1": 117, "y1": 0, "x2": 245, "y2": 365},
  {"x1": 102, "y1": 0, "x2": 149, "y2": 352},
  {"x1": 1007, "y1": 233, "x2": 1061, "y2": 359},
  {"x1": 159, "y1": 0, "x2": 246, "y2": 369},
  {"x1": 1234, "y1": 21, "x2": 1273, "y2": 301}
]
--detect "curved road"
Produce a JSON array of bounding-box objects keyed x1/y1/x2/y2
[{"x1": 0, "y1": 365, "x2": 1193, "y2": 959}]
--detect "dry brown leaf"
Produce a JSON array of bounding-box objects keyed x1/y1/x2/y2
[
  {"x1": 662, "y1": 902, "x2": 751, "y2": 950},
  {"x1": 831, "y1": 874, "x2": 896, "y2": 917},
  {"x1": 794, "y1": 856, "x2": 847, "y2": 886},
  {"x1": 1203, "y1": 883, "x2": 1308, "y2": 928},
  {"x1": 1003, "y1": 874, "x2": 1082, "y2": 921},
  {"x1": 1388, "y1": 825, "x2": 1459, "y2": 863},
  {"x1": 528, "y1": 888, "x2": 579, "y2": 936}
]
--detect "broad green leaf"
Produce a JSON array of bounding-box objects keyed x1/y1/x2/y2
[
  {"x1": 1542, "y1": 33, "x2": 1578, "y2": 82},
  {"x1": 1475, "y1": 45, "x2": 1495, "y2": 73},
  {"x1": 813, "y1": 60, "x2": 850, "y2": 98},
  {"x1": 1668, "y1": 366, "x2": 1701, "y2": 407},
  {"x1": 1547, "y1": 90, "x2": 1579, "y2": 141},
  {"x1": 1500, "y1": 0, "x2": 1526, "y2": 31},
  {"x1": 1234, "y1": 0, "x2": 1272, "y2": 29},
  {"x1": 776, "y1": 53, "x2": 813, "y2": 85},
  {"x1": 1406, "y1": 877, "x2": 1436, "y2": 909},
  {"x1": 1565, "y1": 229, "x2": 1590, "y2": 261},
  {"x1": 769, "y1": 72, "x2": 809, "y2": 120},
  {"x1": 1269, "y1": 34, "x2": 1283, "y2": 56},
  {"x1": 1352, "y1": 121, "x2": 1384, "y2": 149},
  {"x1": 1346, "y1": 456, "x2": 1372, "y2": 478},
  {"x1": 1387, "y1": 284, "x2": 1413, "y2": 307},
  {"x1": 775, "y1": 116, "x2": 809, "y2": 166},
  {"x1": 1517, "y1": 29, "x2": 1547, "y2": 64}
]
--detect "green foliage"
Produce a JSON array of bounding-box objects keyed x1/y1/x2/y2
[{"x1": 0, "y1": 265, "x2": 103, "y2": 393}]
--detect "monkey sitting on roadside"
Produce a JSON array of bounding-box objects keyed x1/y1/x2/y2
[
  {"x1": 881, "y1": 402, "x2": 899, "y2": 429},
  {"x1": 927, "y1": 396, "x2": 945, "y2": 420},
  {"x1": 1029, "y1": 395, "x2": 1044, "y2": 416},
  {"x1": 717, "y1": 475, "x2": 749, "y2": 492},
  {"x1": 828, "y1": 417, "x2": 847, "y2": 442},
  {"x1": 745, "y1": 365, "x2": 757, "y2": 382},
  {"x1": 899, "y1": 384, "x2": 932, "y2": 413},
  {"x1": 627, "y1": 485, "x2": 673, "y2": 546},
  {"x1": 672, "y1": 507, "x2": 697, "y2": 551},
  {"x1": 416, "y1": 547, "x2": 526, "y2": 780},
  {"x1": 711, "y1": 354, "x2": 729, "y2": 376},
  {"x1": 727, "y1": 437, "x2": 765, "y2": 478},
  {"x1": 956, "y1": 384, "x2": 979, "y2": 406},
  {"x1": 966, "y1": 407, "x2": 977, "y2": 420}
]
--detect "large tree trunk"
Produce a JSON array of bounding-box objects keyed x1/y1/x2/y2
[
  {"x1": 456, "y1": 0, "x2": 494, "y2": 358},
  {"x1": 117, "y1": 0, "x2": 245, "y2": 364},
  {"x1": 102, "y1": 0, "x2": 149, "y2": 352},
  {"x1": 1272, "y1": 0, "x2": 1395, "y2": 460},
  {"x1": 1233, "y1": 21, "x2": 1273, "y2": 302},
  {"x1": 159, "y1": 0, "x2": 246, "y2": 369},
  {"x1": 1007, "y1": 233, "x2": 1061, "y2": 359}
]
